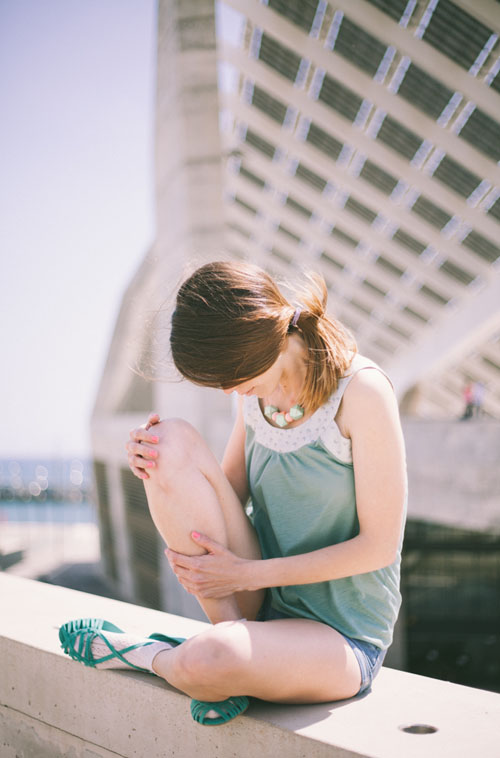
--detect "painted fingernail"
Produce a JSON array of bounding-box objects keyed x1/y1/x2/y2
[
  {"x1": 151, "y1": 436, "x2": 159, "y2": 443},
  {"x1": 191, "y1": 531, "x2": 200, "y2": 540},
  {"x1": 146, "y1": 461, "x2": 155, "y2": 468}
]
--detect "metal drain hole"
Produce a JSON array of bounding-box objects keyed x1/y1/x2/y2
[{"x1": 399, "y1": 724, "x2": 438, "y2": 735}]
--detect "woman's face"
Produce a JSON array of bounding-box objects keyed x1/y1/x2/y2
[{"x1": 223, "y1": 353, "x2": 283, "y2": 399}]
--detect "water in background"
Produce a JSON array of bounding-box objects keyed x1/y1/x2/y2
[
  {"x1": 0, "y1": 458, "x2": 99, "y2": 579},
  {"x1": 0, "y1": 500, "x2": 95, "y2": 523},
  {"x1": 0, "y1": 458, "x2": 95, "y2": 522}
]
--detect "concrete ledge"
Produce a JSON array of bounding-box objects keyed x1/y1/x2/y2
[{"x1": 1, "y1": 574, "x2": 499, "y2": 758}]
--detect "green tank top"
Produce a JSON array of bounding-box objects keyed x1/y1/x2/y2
[{"x1": 243, "y1": 353, "x2": 406, "y2": 650}]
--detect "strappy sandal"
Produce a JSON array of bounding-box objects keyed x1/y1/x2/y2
[
  {"x1": 59, "y1": 618, "x2": 249, "y2": 725},
  {"x1": 191, "y1": 695, "x2": 249, "y2": 725},
  {"x1": 58, "y1": 618, "x2": 185, "y2": 672}
]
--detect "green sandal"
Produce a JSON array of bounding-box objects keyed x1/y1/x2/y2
[
  {"x1": 59, "y1": 618, "x2": 249, "y2": 725},
  {"x1": 58, "y1": 618, "x2": 185, "y2": 672},
  {"x1": 191, "y1": 695, "x2": 250, "y2": 725}
]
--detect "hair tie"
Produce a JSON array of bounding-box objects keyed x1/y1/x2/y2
[{"x1": 291, "y1": 308, "x2": 302, "y2": 327}]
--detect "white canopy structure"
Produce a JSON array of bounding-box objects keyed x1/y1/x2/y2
[{"x1": 91, "y1": 0, "x2": 500, "y2": 613}]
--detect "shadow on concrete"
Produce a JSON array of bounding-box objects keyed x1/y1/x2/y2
[{"x1": 38, "y1": 562, "x2": 125, "y2": 601}]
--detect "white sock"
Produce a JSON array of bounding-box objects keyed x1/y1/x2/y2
[{"x1": 82, "y1": 630, "x2": 172, "y2": 672}]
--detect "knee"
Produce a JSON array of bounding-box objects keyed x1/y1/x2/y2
[
  {"x1": 173, "y1": 626, "x2": 244, "y2": 690},
  {"x1": 155, "y1": 418, "x2": 198, "y2": 457},
  {"x1": 147, "y1": 418, "x2": 201, "y2": 487}
]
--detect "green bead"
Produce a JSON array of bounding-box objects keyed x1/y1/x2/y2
[
  {"x1": 274, "y1": 412, "x2": 288, "y2": 427},
  {"x1": 264, "y1": 405, "x2": 278, "y2": 419},
  {"x1": 289, "y1": 404, "x2": 304, "y2": 420}
]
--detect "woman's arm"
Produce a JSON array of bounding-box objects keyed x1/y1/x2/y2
[
  {"x1": 250, "y1": 368, "x2": 406, "y2": 588},
  {"x1": 221, "y1": 397, "x2": 249, "y2": 506},
  {"x1": 167, "y1": 370, "x2": 407, "y2": 598}
]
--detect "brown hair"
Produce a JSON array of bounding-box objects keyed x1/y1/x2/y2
[{"x1": 170, "y1": 261, "x2": 356, "y2": 412}]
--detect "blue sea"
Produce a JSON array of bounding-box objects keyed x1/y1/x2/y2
[
  {"x1": 0, "y1": 500, "x2": 96, "y2": 524},
  {"x1": 0, "y1": 457, "x2": 92, "y2": 489},
  {"x1": 0, "y1": 458, "x2": 96, "y2": 524}
]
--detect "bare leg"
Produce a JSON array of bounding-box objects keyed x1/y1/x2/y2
[
  {"x1": 153, "y1": 618, "x2": 363, "y2": 703},
  {"x1": 142, "y1": 418, "x2": 264, "y2": 624},
  {"x1": 139, "y1": 420, "x2": 363, "y2": 706}
]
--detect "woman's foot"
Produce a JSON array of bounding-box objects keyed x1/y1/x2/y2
[
  {"x1": 82, "y1": 629, "x2": 172, "y2": 671},
  {"x1": 59, "y1": 620, "x2": 173, "y2": 672},
  {"x1": 59, "y1": 619, "x2": 248, "y2": 725}
]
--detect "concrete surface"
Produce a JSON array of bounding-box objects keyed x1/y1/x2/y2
[
  {"x1": 0, "y1": 521, "x2": 100, "y2": 581},
  {"x1": 403, "y1": 418, "x2": 500, "y2": 532},
  {"x1": 1, "y1": 574, "x2": 500, "y2": 758}
]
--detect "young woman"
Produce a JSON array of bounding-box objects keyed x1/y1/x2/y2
[{"x1": 59, "y1": 261, "x2": 407, "y2": 726}]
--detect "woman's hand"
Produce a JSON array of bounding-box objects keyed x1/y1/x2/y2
[
  {"x1": 126, "y1": 412, "x2": 161, "y2": 480},
  {"x1": 165, "y1": 532, "x2": 252, "y2": 598}
]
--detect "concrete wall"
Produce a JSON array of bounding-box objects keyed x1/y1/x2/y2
[
  {"x1": 402, "y1": 418, "x2": 500, "y2": 532},
  {"x1": 2, "y1": 574, "x2": 500, "y2": 758}
]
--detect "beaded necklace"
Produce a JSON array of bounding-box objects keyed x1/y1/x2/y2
[
  {"x1": 263, "y1": 308, "x2": 305, "y2": 428},
  {"x1": 264, "y1": 403, "x2": 305, "y2": 428}
]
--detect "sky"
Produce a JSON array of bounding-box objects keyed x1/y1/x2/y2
[{"x1": 0, "y1": 0, "x2": 157, "y2": 458}]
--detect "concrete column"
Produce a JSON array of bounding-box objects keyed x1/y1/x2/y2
[
  {"x1": 106, "y1": 464, "x2": 135, "y2": 601},
  {"x1": 151, "y1": 0, "x2": 233, "y2": 455}
]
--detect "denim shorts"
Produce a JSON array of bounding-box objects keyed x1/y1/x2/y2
[
  {"x1": 257, "y1": 595, "x2": 386, "y2": 695},
  {"x1": 343, "y1": 634, "x2": 386, "y2": 694}
]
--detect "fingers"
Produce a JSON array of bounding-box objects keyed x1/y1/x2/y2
[
  {"x1": 165, "y1": 549, "x2": 200, "y2": 594},
  {"x1": 129, "y1": 454, "x2": 156, "y2": 470},
  {"x1": 126, "y1": 441, "x2": 158, "y2": 459},
  {"x1": 128, "y1": 412, "x2": 161, "y2": 443},
  {"x1": 130, "y1": 465, "x2": 149, "y2": 481},
  {"x1": 165, "y1": 548, "x2": 202, "y2": 570},
  {"x1": 166, "y1": 561, "x2": 212, "y2": 597},
  {"x1": 125, "y1": 438, "x2": 159, "y2": 480},
  {"x1": 128, "y1": 427, "x2": 160, "y2": 444},
  {"x1": 128, "y1": 455, "x2": 155, "y2": 480},
  {"x1": 190, "y1": 531, "x2": 221, "y2": 552},
  {"x1": 165, "y1": 548, "x2": 238, "y2": 598},
  {"x1": 126, "y1": 414, "x2": 161, "y2": 480},
  {"x1": 145, "y1": 412, "x2": 160, "y2": 430}
]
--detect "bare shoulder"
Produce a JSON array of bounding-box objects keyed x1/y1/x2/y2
[
  {"x1": 345, "y1": 367, "x2": 395, "y2": 402},
  {"x1": 340, "y1": 368, "x2": 400, "y2": 437}
]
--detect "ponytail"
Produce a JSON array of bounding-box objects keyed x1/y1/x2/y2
[
  {"x1": 170, "y1": 261, "x2": 356, "y2": 410},
  {"x1": 290, "y1": 272, "x2": 356, "y2": 412}
]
